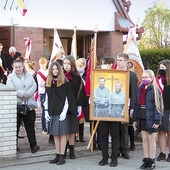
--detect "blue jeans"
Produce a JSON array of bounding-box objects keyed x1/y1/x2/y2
[{"x1": 40, "y1": 93, "x2": 46, "y2": 130}]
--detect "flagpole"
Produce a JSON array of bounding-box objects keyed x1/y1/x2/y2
[
  {"x1": 73, "y1": 26, "x2": 77, "y2": 61},
  {"x1": 93, "y1": 27, "x2": 98, "y2": 69}
]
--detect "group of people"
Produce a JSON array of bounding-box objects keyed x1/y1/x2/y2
[{"x1": 1, "y1": 42, "x2": 170, "y2": 169}]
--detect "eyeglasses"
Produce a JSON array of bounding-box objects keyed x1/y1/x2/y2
[{"x1": 142, "y1": 77, "x2": 151, "y2": 79}]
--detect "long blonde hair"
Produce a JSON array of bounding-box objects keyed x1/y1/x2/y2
[
  {"x1": 144, "y1": 69, "x2": 163, "y2": 113},
  {"x1": 46, "y1": 62, "x2": 67, "y2": 87}
]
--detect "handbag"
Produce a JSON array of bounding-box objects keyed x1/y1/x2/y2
[{"x1": 17, "y1": 101, "x2": 30, "y2": 116}]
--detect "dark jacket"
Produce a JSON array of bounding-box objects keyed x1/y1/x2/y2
[
  {"x1": 67, "y1": 73, "x2": 88, "y2": 107},
  {"x1": 46, "y1": 82, "x2": 77, "y2": 116},
  {"x1": 6, "y1": 52, "x2": 21, "y2": 72},
  {"x1": 133, "y1": 84, "x2": 162, "y2": 134},
  {"x1": 163, "y1": 85, "x2": 170, "y2": 110},
  {"x1": 129, "y1": 71, "x2": 137, "y2": 109}
]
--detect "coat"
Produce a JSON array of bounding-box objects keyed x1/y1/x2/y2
[
  {"x1": 133, "y1": 84, "x2": 162, "y2": 134},
  {"x1": 45, "y1": 82, "x2": 77, "y2": 116},
  {"x1": 7, "y1": 71, "x2": 37, "y2": 109}
]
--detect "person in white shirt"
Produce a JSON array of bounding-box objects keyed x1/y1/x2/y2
[{"x1": 37, "y1": 57, "x2": 48, "y2": 134}]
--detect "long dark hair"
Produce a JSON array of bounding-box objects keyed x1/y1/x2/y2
[{"x1": 64, "y1": 55, "x2": 79, "y2": 75}]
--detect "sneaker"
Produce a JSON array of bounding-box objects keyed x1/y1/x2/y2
[
  {"x1": 110, "y1": 159, "x2": 118, "y2": 167},
  {"x1": 167, "y1": 153, "x2": 170, "y2": 162},
  {"x1": 157, "y1": 152, "x2": 166, "y2": 161},
  {"x1": 122, "y1": 154, "x2": 130, "y2": 159},
  {"x1": 130, "y1": 146, "x2": 136, "y2": 151},
  {"x1": 98, "y1": 158, "x2": 108, "y2": 166},
  {"x1": 42, "y1": 128, "x2": 48, "y2": 134},
  {"x1": 31, "y1": 145, "x2": 40, "y2": 153}
]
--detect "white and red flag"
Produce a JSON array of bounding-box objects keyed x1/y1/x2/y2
[
  {"x1": 71, "y1": 27, "x2": 77, "y2": 61},
  {"x1": 85, "y1": 32, "x2": 97, "y2": 96},
  {"x1": 24, "y1": 37, "x2": 32, "y2": 61},
  {"x1": 49, "y1": 29, "x2": 65, "y2": 67},
  {"x1": 123, "y1": 26, "x2": 144, "y2": 84}
]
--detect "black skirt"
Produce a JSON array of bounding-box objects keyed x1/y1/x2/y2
[
  {"x1": 139, "y1": 118, "x2": 147, "y2": 131},
  {"x1": 159, "y1": 110, "x2": 170, "y2": 132},
  {"x1": 67, "y1": 115, "x2": 79, "y2": 134}
]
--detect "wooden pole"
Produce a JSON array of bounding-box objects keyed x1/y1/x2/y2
[
  {"x1": 87, "y1": 120, "x2": 99, "y2": 150},
  {"x1": 73, "y1": 26, "x2": 77, "y2": 61},
  {"x1": 93, "y1": 31, "x2": 98, "y2": 69}
]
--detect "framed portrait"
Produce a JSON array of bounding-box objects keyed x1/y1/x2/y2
[{"x1": 89, "y1": 69, "x2": 130, "y2": 122}]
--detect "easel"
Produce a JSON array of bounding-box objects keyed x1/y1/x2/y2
[{"x1": 87, "y1": 120, "x2": 99, "y2": 151}]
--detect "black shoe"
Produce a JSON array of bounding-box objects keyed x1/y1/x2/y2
[
  {"x1": 110, "y1": 159, "x2": 118, "y2": 167},
  {"x1": 129, "y1": 145, "x2": 136, "y2": 151},
  {"x1": 98, "y1": 159, "x2": 108, "y2": 166},
  {"x1": 79, "y1": 137, "x2": 85, "y2": 142},
  {"x1": 31, "y1": 145, "x2": 40, "y2": 153},
  {"x1": 140, "y1": 158, "x2": 149, "y2": 169},
  {"x1": 48, "y1": 135, "x2": 54, "y2": 144},
  {"x1": 98, "y1": 144, "x2": 102, "y2": 150},
  {"x1": 122, "y1": 154, "x2": 130, "y2": 159},
  {"x1": 49, "y1": 154, "x2": 59, "y2": 164},
  {"x1": 93, "y1": 144, "x2": 98, "y2": 150},
  {"x1": 146, "y1": 158, "x2": 155, "y2": 170},
  {"x1": 69, "y1": 145, "x2": 76, "y2": 159},
  {"x1": 130, "y1": 147, "x2": 136, "y2": 151},
  {"x1": 57, "y1": 155, "x2": 65, "y2": 165},
  {"x1": 157, "y1": 152, "x2": 166, "y2": 161},
  {"x1": 167, "y1": 153, "x2": 170, "y2": 162}
]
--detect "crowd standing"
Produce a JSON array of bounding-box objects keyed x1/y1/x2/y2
[{"x1": 1, "y1": 42, "x2": 170, "y2": 169}]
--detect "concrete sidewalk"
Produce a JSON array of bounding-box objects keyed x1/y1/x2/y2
[
  {"x1": 1, "y1": 113, "x2": 170, "y2": 170},
  {"x1": 1, "y1": 144, "x2": 170, "y2": 170}
]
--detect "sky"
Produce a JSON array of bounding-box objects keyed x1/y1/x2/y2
[{"x1": 129, "y1": 0, "x2": 170, "y2": 24}]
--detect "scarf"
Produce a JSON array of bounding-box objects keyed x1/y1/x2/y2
[
  {"x1": 52, "y1": 79, "x2": 57, "y2": 86},
  {"x1": 64, "y1": 72, "x2": 72, "y2": 80},
  {"x1": 157, "y1": 75, "x2": 166, "y2": 85},
  {"x1": 139, "y1": 85, "x2": 147, "y2": 105}
]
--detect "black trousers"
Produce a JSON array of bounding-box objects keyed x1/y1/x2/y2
[
  {"x1": 99, "y1": 121, "x2": 120, "y2": 160},
  {"x1": 128, "y1": 118, "x2": 135, "y2": 147},
  {"x1": 79, "y1": 123, "x2": 84, "y2": 139},
  {"x1": 120, "y1": 123, "x2": 129, "y2": 155},
  {"x1": 17, "y1": 109, "x2": 37, "y2": 149}
]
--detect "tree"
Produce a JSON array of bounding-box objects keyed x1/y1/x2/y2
[{"x1": 138, "y1": 1, "x2": 170, "y2": 49}]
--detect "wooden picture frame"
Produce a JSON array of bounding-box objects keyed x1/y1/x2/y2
[{"x1": 90, "y1": 69, "x2": 130, "y2": 122}]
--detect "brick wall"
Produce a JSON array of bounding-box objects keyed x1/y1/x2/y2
[
  {"x1": 14, "y1": 26, "x2": 43, "y2": 71},
  {"x1": 0, "y1": 84, "x2": 17, "y2": 158},
  {"x1": 97, "y1": 31, "x2": 123, "y2": 63}
]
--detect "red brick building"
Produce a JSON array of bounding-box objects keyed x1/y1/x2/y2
[{"x1": 0, "y1": 0, "x2": 143, "y2": 70}]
